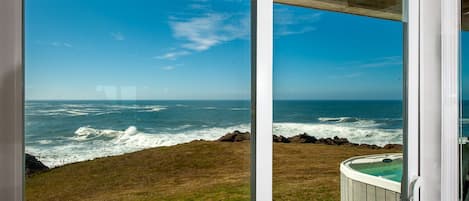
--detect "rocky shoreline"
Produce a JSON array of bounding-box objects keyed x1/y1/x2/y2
[
  {"x1": 25, "y1": 153, "x2": 49, "y2": 176},
  {"x1": 26, "y1": 130, "x2": 401, "y2": 175},
  {"x1": 217, "y1": 130, "x2": 402, "y2": 150}
]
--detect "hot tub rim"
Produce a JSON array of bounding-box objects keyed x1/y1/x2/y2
[{"x1": 340, "y1": 153, "x2": 402, "y2": 193}]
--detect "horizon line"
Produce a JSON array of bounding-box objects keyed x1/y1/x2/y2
[{"x1": 25, "y1": 99, "x2": 405, "y2": 101}]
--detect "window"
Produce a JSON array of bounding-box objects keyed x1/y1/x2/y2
[
  {"x1": 272, "y1": 2, "x2": 404, "y2": 200},
  {"x1": 24, "y1": 1, "x2": 251, "y2": 200}
]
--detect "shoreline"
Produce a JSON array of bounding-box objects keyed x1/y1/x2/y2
[
  {"x1": 26, "y1": 134, "x2": 402, "y2": 201},
  {"x1": 26, "y1": 130, "x2": 402, "y2": 175}
]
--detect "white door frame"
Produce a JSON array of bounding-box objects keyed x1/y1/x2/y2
[
  {"x1": 415, "y1": 0, "x2": 444, "y2": 200},
  {"x1": 440, "y1": 0, "x2": 461, "y2": 200},
  {"x1": 402, "y1": 0, "x2": 421, "y2": 199},
  {"x1": 252, "y1": 0, "x2": 273, "y2": 200}
]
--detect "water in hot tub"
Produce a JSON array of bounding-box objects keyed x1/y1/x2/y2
[{"x1": 349, "y1": 158, "x2": 403, "y2": 182}]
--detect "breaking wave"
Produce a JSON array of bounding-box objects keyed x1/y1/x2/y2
[
  {"x1": 26, "y1": 120, "x2": 402, "y2": 167},
  {"x1": 26, "y1": 124, "x2": 250, "y2": 167},
  {"x1": 318, "y1": 117, "x2": 359, "y2": 123}
]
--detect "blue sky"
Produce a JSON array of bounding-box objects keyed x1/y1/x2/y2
[{"x1": 26, "y1": 0, "x2": 409, "y2": 100}]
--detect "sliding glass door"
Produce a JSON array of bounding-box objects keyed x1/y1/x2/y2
[
  {"x1": 272, "y1": 1, "x2": 405, "y2": 200},
  {"x1": 0, "y1": 0, "x2": 458, "y2": 200}
]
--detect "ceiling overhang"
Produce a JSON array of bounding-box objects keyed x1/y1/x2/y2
[{"x1": 275, "y1": 0, "x2": 469, "y2": 31}]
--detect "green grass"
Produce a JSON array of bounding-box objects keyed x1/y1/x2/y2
[{"x1": 26, "y1": 141, "x2": 401, "y2": 201}]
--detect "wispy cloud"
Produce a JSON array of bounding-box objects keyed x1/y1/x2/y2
[
  {"x1": 189, "y1": 4, "x2": 209, "y2": 10},
  {"x1": 52, "y1": 42, "x2": 73, "y2": 48},
  {"x1": 275, "y1": 27, "x2": 316, "y2": 36},
  {"x1": 36, "y1": 41, "x2": 73, "y2": 48},
  {"x1": 161, "y1": 66, "x2": 176, "y2": 71},
  {"x1": 334, "y1": 56, "x2": 402, "y2": 70},
  {"x1": 274, "y1": 7, "x2": 321, "y2": 36},
  {"x1": 155, "y1": 1, "x2": 249, "y2": 61},
  {"x1": 110, "y1": 32, "x2": 125, "y2": 41},
  {"x1": 169, "y1": 13, "x2": 249, "y2": 51},
  {"x1": 329, "y1": 72, "x2": 363, "y2": 79},
  {"x1": 154, "y1": 50, "x2": 191, "y2": 60},
  {"x1": 359, "y1": 56, "x2": 402, "y2": 68}
]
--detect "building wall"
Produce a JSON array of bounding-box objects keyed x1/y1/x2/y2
[{"x1": 0, "y1": 0, "x2": 24, "y2": 200}]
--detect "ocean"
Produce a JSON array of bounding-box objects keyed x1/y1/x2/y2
[{"x1": 25, "y1": 100, "x2": 405, "y2": 167}]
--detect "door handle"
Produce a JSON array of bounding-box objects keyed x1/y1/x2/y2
[{"x1": 408, "y1": 176, "x2": 422, "y2": 201}]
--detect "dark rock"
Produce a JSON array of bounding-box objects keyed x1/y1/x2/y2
[
  {"x1": 217, "y1": 130, "x2": 250, "y2": 142},
  {"x1": 383, "y1": 144, "x2": 403, "y2": 149},
  {"x1": 346, "y1": 143, "x2": 360, "y2": 147},
  {"x1": 271, "y1": 133, "x2": 397, "y2": 150},
  {"x1": 288, "y1": 133, "x2": 317, "y2": 143},
  {"x1": 318, "y1": 137, "x2": 335, "y2": 145},
  {"x1": 359, "y1": 144, "x2": 381, "y2": 149},
  {"x1": 25, "y1": 153, "x2": 48, "y2": 175},
  {"x1": 273, "y1": 135, "x2": 290, "y2": 143},
  {"x1": 332, "y1": 136, "x2": 349, "y2": 145},
  {"x1": 318, "y1": 136, "x2": 349, "y2": 145}
]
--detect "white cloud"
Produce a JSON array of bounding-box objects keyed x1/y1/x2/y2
[
  {"x1": 169, "y1": 13, "x2": 249, "y2": 51},
  {"x1": 63, "y1": 43, "x2": 73, "y2": 48},
  {"x1": 154, "y1": 50, "x2": 191, "y2": 60},
  {"x1": 329, "y1": 72, "x2": 363, "y2": 79},
  {"x1": 111, "y1": 32, "x2": 125, "y2": 41},
  {"x1": 38, "y1": 41, "x2": 73, "y2": 48},
  {"x1": 155, "y1": 3, "x2": 249, "y2": 61},
  {"x1": 189, "y1": 4, "x2": 208, "y2": 9},
  {"x1": 359, "y1": 56, "x2": 402, "y2": 68},
  {"x1": 51, "y1": 42, "x2": 61, "y2": 47},
  {"x1": 274, "y1": 7, "x2": 321, "y2": 36},
  {"x1": 161, "y1": 66, "x2": 176, "y2": 71},
  {"x1": 275, "y1": 27, "x2": 316, "y2": 36}
]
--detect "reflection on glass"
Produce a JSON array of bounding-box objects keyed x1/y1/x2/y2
[
  {"x1": 25, "y1": 0, "x2": 251, "y2": 200},
  {"x1": 461, "y1": 0, "x2": 469, "y2": 198},
  {"x1": 463, "y1": 0, "x2": 469, "y2": 30},
  {"x1": 273, "y1": 3, "x2": 403, "y2": 200},
  {"x1": 274, "y1": 0, "x2": 402, "y2": 21}
]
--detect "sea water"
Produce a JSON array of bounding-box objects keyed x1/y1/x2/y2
[{"x1": 26, "y1": 100, "x2": 406, "y2": 167}]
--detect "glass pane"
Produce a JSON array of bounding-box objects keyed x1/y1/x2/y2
[
  {"x1": 24, "y1": 1, "x2": 251, "y2": 200},
  {"x1": 461, "y1": 0, "x2": 469, "y2": 200},
  {"x1": 273, "y1": 3, "x2": 404, "y2": 200}
]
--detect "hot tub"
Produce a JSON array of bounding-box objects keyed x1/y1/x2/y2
[{"x1": 340, "y1": 153, "x2": 402, "y2": 201}]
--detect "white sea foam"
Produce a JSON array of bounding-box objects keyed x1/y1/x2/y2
[
  {"x1": 230, "y1": 108, "x2": 249, "y2": 111},
  {"x1": 27, "y1": 124, "x2": 251, "y2": 167},
  {"x1": 27, "y1": 104, "x2": 169, "y2": 116},
  {"x1": 318, "y1": 117, "x2": 359, "y2": 123},
  {"x1": 26, "y1": 120, "x2": 401, "y2": 168},
  {"x1": 73, "y1": 126, "x2": 123, "y2": 141},
  {"x1": 462, "y1": 118, "x2": 469, "y2": 125},
  {"x1": 169, "y1": 124, "x2": 193, "y2": 130},
  {"x1": 202, "y1": 107, "x2": 217, "y2": 110},
  {"x1": 141, "y1": 105, "x2": 168, "y2": 112},
  {"x1": 273, "y1": 122, "x2": 402, "y2": 146},
  {"x1": 37, "y1": 140, "x2": 53, "y2": 145},
  {"x1": 64, "y1": 110, "x2": 89, "y2": 116}
]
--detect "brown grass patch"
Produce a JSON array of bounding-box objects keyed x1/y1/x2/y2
[{"x1": 26, "y1": 141, "x2": 400, "y2": 201}]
